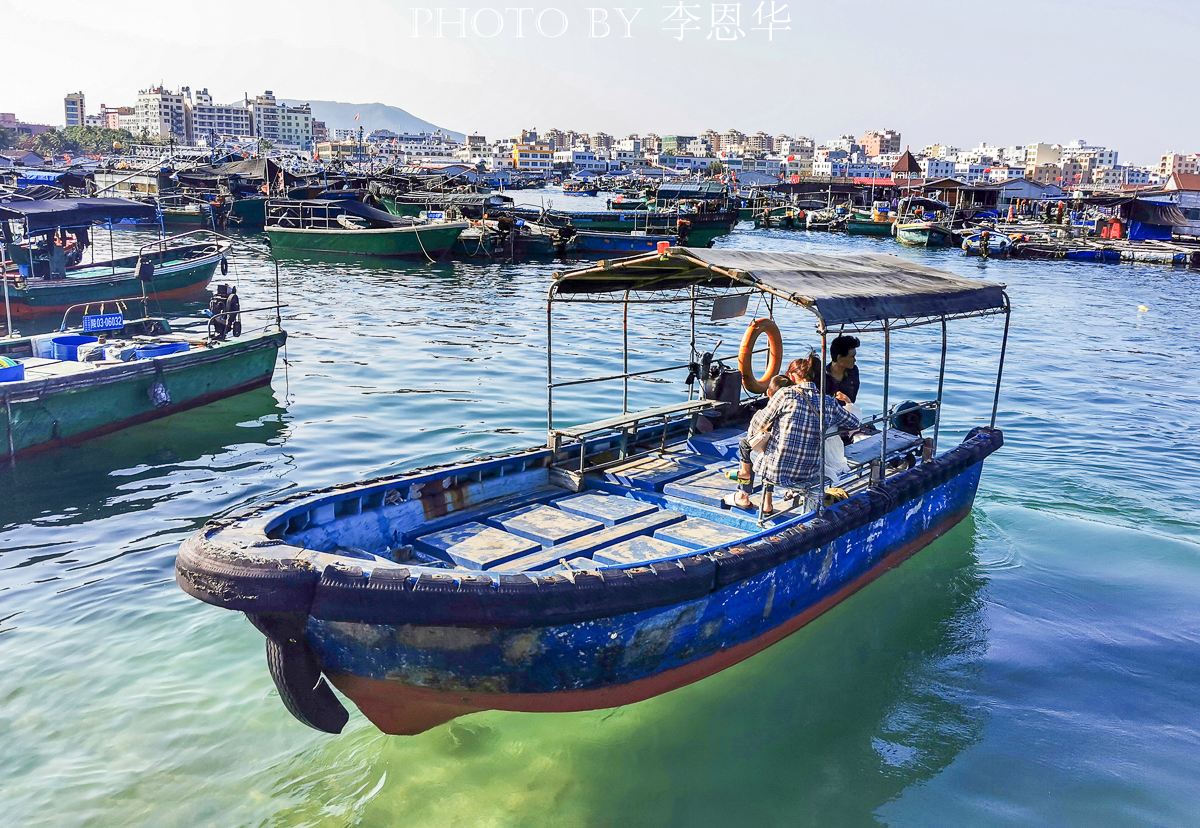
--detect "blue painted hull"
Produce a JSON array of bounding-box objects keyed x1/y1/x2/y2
[
  {"x1": 573, "y1": 231, "x2": 677, "y2": 254},
  {"x1": 312, "y1": 456, "x2": 987, "y2": 733}
]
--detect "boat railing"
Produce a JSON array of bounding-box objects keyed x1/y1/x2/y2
[
  {"x1": 137, "y1": 228, "x2": 230, "y2": 264},
  {"x1": 265, "y1": 200, "x2": 345, "y2": 230}
]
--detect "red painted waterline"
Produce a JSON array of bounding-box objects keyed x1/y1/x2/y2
[
  {"x1": 330, "y1": 504, "x2": 974, "y2": 735},
  {"x1": 4, "y1": 280, "x2": 213, "y2": 319},
  {"x1": 5, "y1": 372, "x2": 274, "y2": 460}
]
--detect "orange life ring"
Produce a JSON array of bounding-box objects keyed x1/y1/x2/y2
[{"x1": 738, "y1": 318, "x2": 783, "y2": 394}]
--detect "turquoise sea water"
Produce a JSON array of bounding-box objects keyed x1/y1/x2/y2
[{"x1": 2, "y1": 199, "x2": 1198, "y2": 826}]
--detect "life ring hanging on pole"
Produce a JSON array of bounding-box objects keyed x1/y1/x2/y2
[{"x1": 738, "y1": 317, "x2": 783, "y2": 394}]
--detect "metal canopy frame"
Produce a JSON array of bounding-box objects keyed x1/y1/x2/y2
[{"x1": 546, "y1": 248, "x2": 1011, "y2": 514}]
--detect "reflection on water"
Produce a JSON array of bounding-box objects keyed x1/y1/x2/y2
[{"x1": 262, "y1": 519, "x2": 988, "y2": 828}]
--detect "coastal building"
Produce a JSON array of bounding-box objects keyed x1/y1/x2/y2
[
  {"x1": 826, "y1": 134, "x2": 860, "y2": 155},
  {"x1": 1061, "y1": 139, "x2": 1116, "y2": 167},
  {"x1": 920, "y1": 157, "x2": 956, "y2": 179},
  {"x1": 1026, "y1": 163, "x2": 1062, "y2": 186},
  {"x1": 189, "y1": 89, "x2": 253, "y2": 145},
  {"x1": 512, "y1": 142, "x2": 552, "y2": 171},
  {"x1": 747, "y1": 131, "x2": 774, "y2": 153},
  {"x1": 720, "y1": 129, "x2": 746, "y2": 152},
  {"x1": 135, "y1": 85, "x2": 191, "y2": 143},
  {"x1": 554, "y1": 147, "x2": 606, "y2": 172},
  {"x1": 99, "y1": 105, "x2": 136, "y2": 131},
  {"x1": 1158, "y1": 152, "x2": 1198, "y2": 179},
  {"x1": 1, "y1": 113, "x2": 49, "y2": 138},
  {"x1": 84, "y1": 114, "x2": 104, "y2": 127},
  {"x1": 248, "y1": 91, "x2": 313, "y2": 151},
  {"x1": 662, "y1": 135, "x2": 697, "y2": 154},
  {"x1": 64, "y1": 92, "x2": 85, "y2": 127},
  {"x1": 1024, "y1": 142, "x2": 1062, "y2": 169},
  {"x1": 312, "y1": 120, "x2": 328, "y2": 143},
  {"x1": 953, "y1": 160, "x2": 989, "y2": 183},
  {"x1": 860, "y1": 129, "x2": 900, "y2": 157}
]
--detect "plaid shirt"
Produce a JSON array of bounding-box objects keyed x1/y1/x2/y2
[{"x1": 757, "y1": 382, "x2": 860, "y2": 488}]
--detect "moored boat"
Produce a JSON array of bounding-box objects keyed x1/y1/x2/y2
[
  {"x1": 895, "y1": 221, "x2": 957, "y2": 247},
  {"x1": 264, "y1": 199, "x2": 468, "y2": 259},
  {"x1": 176, "y1": 247, "x2": 1010, "y2": 736},
  {"x1": 572, "y1": 229, "x2": 677, "y2": 254},
  {"x1": 0, "y1": 198, "x2": 230, "y2": 319},
  {"x1": 844, "y1": 216, "x2": 894, "y2": 236},
  {"x1": 961, "y1": 230, "x2": 1013, "y2": 258},
  {"x1": 0, "y1": 270, "x2": 285, "y2": 459}
]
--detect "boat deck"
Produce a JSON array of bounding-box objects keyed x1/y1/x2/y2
[
  {"x1": 392, "y1": 428, "x2": 780, "y2": 573},
  {"x1": 346, "y1": 426, "x2": 927, "y2": 575}
]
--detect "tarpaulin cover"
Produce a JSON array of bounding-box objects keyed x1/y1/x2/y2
[
  {"x1": 335, "y1": 199, "x2": 417, "y2": 228},
  {"x1": 13, "y1": 170, "x2": 67, "y2": 185},
  {"x1": 0, "y1": 197, "x2": 157, "y2": 232},
  {"x1": 174, "y1": 158, "x2": 297, "y2": 186},
  {"x1": 553, "y1": 247, "x2": 1007, "y2": 326}
]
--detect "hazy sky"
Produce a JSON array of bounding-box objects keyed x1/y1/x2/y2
[{"x1": 2, "y1": 0, "x2": 1195, "y2": 165}]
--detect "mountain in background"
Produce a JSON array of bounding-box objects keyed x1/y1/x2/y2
[{"x1": 280, "y1": 99, "x2": 464, "y2": 141}]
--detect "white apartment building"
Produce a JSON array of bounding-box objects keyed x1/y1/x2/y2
[
  {"x1": 250, "y1": 91, "x2": 313, "y2": 151},
  {"x1": 136, "y1": 85, "x2": 191, "y2": 143},
  {"x1": 953, "y1": 161, "x2": 989, "y2": 183},
  {"x1": 920, "y1": 157, "x2": 957, "y2": 179},
  {"x1": 554, "y1": 148, "x2": 607, "y2": 171},
  {"x1": 1061, "y1": 139, "x2": 1117, "y2": 167},
  {"x1": 189, "y1": 88, "x2": 253, "y2": 144}
]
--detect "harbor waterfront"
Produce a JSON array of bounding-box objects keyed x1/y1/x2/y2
[{"x1": 1, "y1": 208, "x2": 1199, "y2": 825}]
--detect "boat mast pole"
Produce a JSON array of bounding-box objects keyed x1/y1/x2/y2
[
  {"x1": 932, "y1": 316, "x2": 948, "y2": 454},
  {"x1": 0, "y1": 239, "x2": 12, "y2": 339},
  {"x1": 818, "y1": 324, "x2": 827, "y2": 514},
  {"x1": 880, "y1": 321, "x2": 890, "y2": 481},
  {"x1": 990, "y1": 294, "x2": 1011, "y2": 429},
  {"x1": 546, "y1": 291, "x2": 554, "y2": 440},
  {"x1": 623, "y1": 289, "x2": 630, "y2": 413}
]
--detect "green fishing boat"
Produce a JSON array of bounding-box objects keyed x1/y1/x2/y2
[
  {"x1": 895, "y1": 221, "x2": 956, "y2": 247},
  {"x1": 0, "y1": 198, "x2": 230, "y2": 319},
  {"x1": 0, "y1": 300, "x2": 284, "y2": 460},
  {"x1": 265, "y1": 200, "x2": 467, "y2": 258},
  {"x1": 845, "y1": 216, "x2": 894, "y2": 236}
]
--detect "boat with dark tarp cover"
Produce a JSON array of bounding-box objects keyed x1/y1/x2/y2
[{"x1": 177, "y1": 247, "x2": 1010, "y2": 736}]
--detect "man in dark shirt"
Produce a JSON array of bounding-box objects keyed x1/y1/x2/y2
[{"x1": 825, "y1": 334, "x2": 860, "y2": 405}]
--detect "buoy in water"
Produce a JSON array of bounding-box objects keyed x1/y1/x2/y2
[{"x1": 1138, "y1": 305, "x2": 1149, "y2": 312}]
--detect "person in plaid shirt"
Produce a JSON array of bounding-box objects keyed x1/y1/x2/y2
[{"x1": 728, "y1": 353, "x2": 860, "y2": 514}]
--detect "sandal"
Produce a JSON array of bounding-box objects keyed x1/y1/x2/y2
[{"x1": 722, "y1": 493, "x2": 756, "y2": 511}]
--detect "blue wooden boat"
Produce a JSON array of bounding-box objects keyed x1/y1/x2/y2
[
  {"x1": 176, "y1": 248, "x2": 1010, "y2": 736},
  {"x1": 572, "y1": 230, "x2": 678, "y2": 254}
]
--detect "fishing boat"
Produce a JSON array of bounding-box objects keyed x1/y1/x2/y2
[
  {"x1": 572, "y1": 229, "x2": 678, "y2": 254},
  {"x1": 895, "y1": 221, "x2": 957, "y2": 248},
  {"x1": 453, "y1": 217, "x2": 576, "y2": 259},
  {"x1": 562, "y1": 181, "x2": 601, "y2": 197},
  {"x1": 961, "y1": 230, "x2": 1013, "y2": 258},
  {"x1": 844, "y1": 214, "x2": 894, "y2": 237},
  {"x1": 177, "y1": 247, "x2": 1010, "y2": 736},
  {"x1": 0, "y1": 261, "x2": 285, "y2": 459},
  {"x1": 0, "y1": 198, "x2": 230, "y2": 319},
  {"x1": 157, "y1": 193, "x2": 228, "y2": 231},
  {"x1": 264, "y1": 200, "x2": 468, "y2": 259}
]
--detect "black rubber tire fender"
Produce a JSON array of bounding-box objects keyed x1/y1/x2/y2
[{"x1": 248, "y1": 612, "x2": 349, "y2": 734}]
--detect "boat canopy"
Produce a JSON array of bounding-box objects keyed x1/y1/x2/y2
[
  {"x1": 0, "y1": 197, "x2": 157, "y2": 232},
  {"x1": 657, "y1": 182, "x2": 728, "y2": 201},
  {"x1": 551, "y1": 247, "x2": 1007, "y2": 328}
]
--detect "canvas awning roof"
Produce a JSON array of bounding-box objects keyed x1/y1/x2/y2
[
  {"x1": 552, "y1": 247, "x2": 1007, "y2": 327},
  {"x1": 0, "y1": 197, "x2": 157, "y2": 232}
]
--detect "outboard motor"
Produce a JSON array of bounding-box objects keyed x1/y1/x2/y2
[{"x1": 209, "y1": 284, "x2": 231, "y2": 340}]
